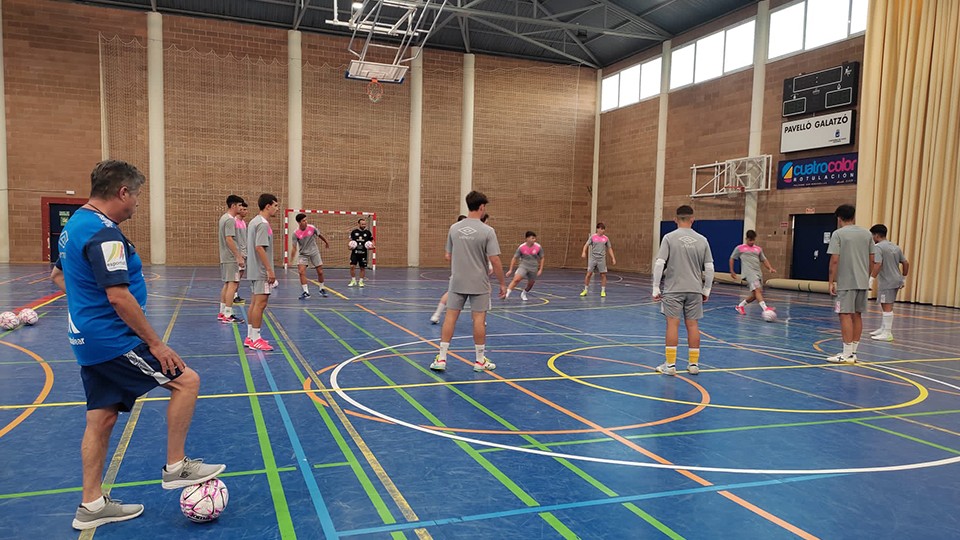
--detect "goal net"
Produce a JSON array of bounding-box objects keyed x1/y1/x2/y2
[{"x1": 283, "y1": 209, "x2": 378, "y2": 270}]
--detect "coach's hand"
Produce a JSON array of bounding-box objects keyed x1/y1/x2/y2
[
  {"x1": 829, "y1": 282, "x2": 837, "y2": 295},
  {"x1": 267, "y1": 272, "x2": 277, "y2": 285},
  {"x1": 652, "y1": 287, "x2": 662, "y2": 301},
  {"x1": 151, "y1": 342, "x2": 185, "y2": 375},
  {"x1": 498, "y1": 286, "x2": 507, "y2": 299}
]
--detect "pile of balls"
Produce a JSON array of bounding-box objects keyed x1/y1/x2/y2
[{"x1": 0, "y1": 308, "x2": 38, "y2": 330}]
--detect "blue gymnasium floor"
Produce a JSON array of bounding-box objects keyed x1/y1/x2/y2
[{"x1": 2, "y1": 265, "x2": 960, "y2": 540}]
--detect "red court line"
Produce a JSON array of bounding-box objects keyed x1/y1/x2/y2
[
  {"x1": 17, "y1": 292, "x2": 65, "y2": 312},
  {"x1": 354, "y1": 303, "x2": 819, "y2": 540}
]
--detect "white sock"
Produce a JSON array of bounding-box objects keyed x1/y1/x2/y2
[
  {"x1": 851, "y1": 341, "x2": 860, "y2": 354},
  {"x1": 433, "y1": 301, "x2": 446, "y2": 317},
  {"x1": 247, "y1": 324, "x2": 253, "y2": 336},
  {"x1": 759, "y1": 301, "x2": 768, "y2": 310},
  {"x1": 438, "y1": 342, "x2": 449, "y2": 362},
  {"x1": 165, "y1": 459, "x2": 184, "y2": 473},
  {"x1": 250, "y1": 327, "x2": 261, "y2": 341},
  {"x1": 302, "y1": 284, "x2": 309, "y2": 293},
  {"x1": 223, "y1": 306, "x2": 233, "y2": 317},
  {"x1": 219, "y1": 302, "x2": 226, "y2": 315},
  {"x1": 883, "y1": 312, "x2": 894, "y2": 331},
  {"x1": 842, "y1": 342, "x2": 853, "y2": 357},
  {"x1": 82, "y1": 496, "x2": 106, "y2": 511},
  {"x1": 233, "y1": 292, "x2": 240, "y2": 299},
  {"x1": 319, "y1": 282, "x2": 325, "y2": 291},
  {"x1": 601, "y1": 287, "x2": 606, "y2": 292},
  {"x1": 738, "y1": 300, "x2": 747, "y2": 307},
  {"x1": 475, "y1": 344, "x2": 486, "y2": 364}
]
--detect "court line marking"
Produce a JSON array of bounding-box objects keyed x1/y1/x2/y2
[
  {"x1": 310, "y1": 279, "x2": 348, "y2": 300},
  {"x1": 82, "y1": 269, "x2": 195, "y2": 540},
  {"x1": 344, "y1": 313, "x2": 818, "y2": 539},
  {"x1": 328, "y1": 333, "x2": 960, "y2": 476},
  {"x1": 265, "y1": 311, "x2": 428, "y2": 539},
  {"x1": 0, "y1": 341, "x2": 54, "y2": 438}
]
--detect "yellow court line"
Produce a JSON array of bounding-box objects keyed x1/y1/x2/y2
[{"x1": 310, "y1": 279, "x2": 348, "y2": 300}]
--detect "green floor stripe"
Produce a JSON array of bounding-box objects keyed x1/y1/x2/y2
[
  {"x1": 853, "y1": 421, "x2": 960, "y2": 455},
  {"x1": 313, "y1": 461, "x2": 352, "y2": 469},
  {"x1": 233, "y1": 327, "x2": 296, "y2": 539}
]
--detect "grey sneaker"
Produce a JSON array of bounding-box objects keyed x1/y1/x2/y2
[
  {"x1": 161, "y1": 457, "x2": 226, "y2": 490},
  {"x1": 656, "y1": 363, "x2": 677, "y2": 375},
  {"x1": 72, "y1": 496, "x2": 144, "y2": 530},
  {"x1": 473, "y1": 358, "x2": 496, "y2": 372}
]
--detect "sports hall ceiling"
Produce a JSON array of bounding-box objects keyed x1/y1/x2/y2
[{"x1": 66, "y1": 0, "x2": 759, "y2": 68}]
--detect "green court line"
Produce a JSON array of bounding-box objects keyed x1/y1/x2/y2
[
  {"x1": 313, "y1": 461, "x2": 352, "y2": 469},
  {"x1": 0, "y1": 466, "x2": 298, "y2": 500},
  {"x1": 473, "y1": 409, "x2": 960, "y2": 454},
  {"x1": 260, "y1": 315, "x2": 407, "y2": 538},
  {"x1": 326, "y1": 309, "x2": 683, "y2": 539},
  {"x1": 853, "y1": 421, "x2": 960, "y2": 455},
  {"x1": 233, "y1": 327, "x2": 296, "y2": 539}
]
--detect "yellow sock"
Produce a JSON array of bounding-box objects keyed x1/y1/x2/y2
[
  {"x1": 665, "y1": 346, "x2": 677, "y2": 365},
  {"x1": 689, "y1": 348, "x2": 700, "y2": 365}
]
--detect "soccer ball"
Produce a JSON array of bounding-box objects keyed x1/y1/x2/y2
[
  {"x1": 364, "y1": 241, "x2": 374, "y2": 249},
  {"x1": 18, "y1": 308, "x2": 38, "y2": 326},
  {"x1": 0, "y1": 312, "x2": 20, "y2": 330},
  {"x1": 762, "y1": 308, "x2": 777, "y2": 322},
  {"x1": 348, "y1": 240, "x2": 358, "y2": 249},
  {"x1": 180, "y1": 478, "x2": 229, "y2": 523}
]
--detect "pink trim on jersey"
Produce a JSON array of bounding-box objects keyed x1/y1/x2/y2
[
  {"x1": 591, "y1": 234, "x2": 609, "y2": 244},
  {"x1": 735, "y1": 244, "x2": 763, "y2": 254},
  {"x1": 518, "y1": 243, "x2": 541, "y2": 256},
  {"x1": 294, "y1": 225, "x2": 315, "y2": 240},
  {"x1": 235, "y1": 218, "x2": 246, "y2": 230}
]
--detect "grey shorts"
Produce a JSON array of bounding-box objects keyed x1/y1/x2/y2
[
  {"x1": 743, "y1": 273, "x2": 763, "y2": 291},
  {"x1": 251, "y1": 280, "x2": 272, "y2": 295},
  {"x1": 446, "y1": 291, "x2": 491, "y2": 313},
  {"x1": 587, "y1": 259, "x2": 607, "y2": 273},
  {"x1": 220, "y1": 262, "x2": 240, "y2": 283},
  {"x1": 877, "y1": 288, "x2": 899, "y2": 305},
  {"x1": 835, "y1": 289, "x2": 867, "y2": 313},
  {"x1": 660, "y1": 292, "x2": 703, "y2": 320},
  {"x1": 298, "y1": 253, "x2": 322, "y2": 268},
  {"x1": 516, "y1": 267, "x2": 538, "y2": 280}
]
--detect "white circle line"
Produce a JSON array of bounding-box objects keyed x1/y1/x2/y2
[{"x1": 328, "y1": 333, "x2": 960, "y2": 475}]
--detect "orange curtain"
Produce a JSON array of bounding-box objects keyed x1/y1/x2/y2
[{"x1": 857, "y1": 0, "x2": 960, "y2": 306}]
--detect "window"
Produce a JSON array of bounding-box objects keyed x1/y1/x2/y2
[
  {"x1": 724, "y1": 20, "x2": 755, "y2": 72},
  {"x1": 694, "y1": 32, "x2": 725, "y2": 83},
  {"x1": 768, "y1": 0, "x2": 867, "y2": 60},
  {"x1": 670, "y1": 44, "x2": 695, "y2": 89},
  {"x1": 805, "y1": 0, "x2": 849, "y2": 49},
  {"x1": 601, "y1": 74, "x2": 619, "y2": 112},
  {"x1": 768, "y1": 2, "x2": 805, "y2": 58},
  {"x1": 639, "y1": 57, "x2": 662, "y2": 100},
  {"x1": 850, "y1": 0, "x2": 868, "y2": 34},
  {"x1": 618, "y1": 65, "x2": 641, "y2": 108}
]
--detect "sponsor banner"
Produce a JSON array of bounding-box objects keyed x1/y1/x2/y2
[
  {"x1": 780, "y1": 109, "x2": 855, "y2": 153},
  {"x1": 778, "y1": 152, "x2": 858, "y2": 189}
]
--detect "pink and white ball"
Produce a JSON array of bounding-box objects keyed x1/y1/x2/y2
[
  {"x1": 18, "y1": 308, "x2": 38, "y2": 326},
  {"x1": 364, "y1": 241, "x2": 374, "y2": 249},
  {"x1": 762, "y1": 308, "x2": 777, "y2": 322},
  {"x1": 180, "y1": 478, "x2": 229, "y2": 523},
  {"x1": 0, "y1": 311, "x2": 20, "y2": 330},
  {"x1": 348, "y1": 240, "x2": 358, "y2": 249}
]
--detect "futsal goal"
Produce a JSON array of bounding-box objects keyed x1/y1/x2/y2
[{"x1": 283, "y1": 209, "x2": 378, "y2": 270}]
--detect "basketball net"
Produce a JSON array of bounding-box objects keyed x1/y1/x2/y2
[
  {"x1": 367, "y1": 78, "x2": 384, "y2": 103},
  {"x1": 723, "y1": 185, "x2": 744, "y2": 198}
]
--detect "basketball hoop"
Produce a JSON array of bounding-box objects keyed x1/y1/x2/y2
[
  {"x1": 366, "y1": 78, "x2": 384, "y2": 103},
  {"x1": 723, "y1": 185, "x2": 745, "y2": 198}
]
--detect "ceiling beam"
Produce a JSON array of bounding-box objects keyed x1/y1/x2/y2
[
  {"x1": 586, "y1": 0, "x2": 670, "y2": 38},
  {"x1": 293, "y1": 0, "x2": 311, "y2": 30},
  {"x1": 532, "y1": 1, "x2": 600, "y2": 65},
  {"x1": 434, "y1": 5, "x2": 662, "y2": 39},
  {"x1": 469, "y1": 17, "x2": 598, "y2": 67}
]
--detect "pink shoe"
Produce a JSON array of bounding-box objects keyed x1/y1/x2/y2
[
  {"x1": 217, "y1": 313, "x2": 226, "y2": 322},
  {"x1": 735, "y1": 305, "x2": 746, "y2": 315},
  {"x1": 243, "y1": 337, "x2": 254, "y2": 348},
  {"x1": 247, "y1": 338, "x2": 274, "y2": 351}
]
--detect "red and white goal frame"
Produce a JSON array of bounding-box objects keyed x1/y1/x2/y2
[{"x1": 283, "y1": 209, "x2": 377, "y2": 270}]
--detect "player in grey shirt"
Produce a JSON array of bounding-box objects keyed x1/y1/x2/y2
[
  {"x1": 652, "y1": 205, "x2": 714, "y2": 376},
  {"x1": 826, "y1": 204, "x2": 881, "y2": 363},
  {"x1": 580, "y1": 223, "x2": 617, "y2": 297},
  {"x1": 729, "y1": 230, "x2": 777, "y2": 317},
  {"x1": 430, "y1": 191, "x2": 506, "y2": 374},
  {"x1": 293, "y1": 213, "x2": 330, "y2": 299},
  {"x1": 868, "y1": 224, "x2": 910, "y2": 342},
  {"x1": 232, "y1": 202, "x2": 249, "y2": 304},
  {"x1": 505, "y1": 231, "x2": 545, "y2": 301},
  {"x1": 244, "y1": 194, "x2": 280, "y2": 352},
  {"x1": 217, "y1": 195, "x2": 246, "y2": 324}
]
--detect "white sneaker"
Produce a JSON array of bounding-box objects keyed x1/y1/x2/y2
[
  {"x1": 429, "y1": 356, "x2": 446, "y2": 371},
  {"x1": 429, "y1": 313, "x2": 440, "y2": 324},
  {"x1": 826, "y1": 353, "x2": 856, "y2": 364},
  {"x1": 347, "y1": 278, "x2": 357, "y2": 287},
  {"x1": 473, "y1": 358, "x2": 496, "y2": 372},
  {"x1": 520, "y1": 291, "x2": 528, "y2": 301},
  {"x1": 656, "y1": 363, "x2": 677, "y2": 375},
  {"x1": 687, "y1": 364, "x2": 700, "y2": 375},
  {"x1": 869, "y1": 328, "x2": 884, "y2": 336},
  {"x1": 504, "y1": 289, "x2": 512, "y2": 299},
  {"x1": 871, "y1": 332, "x2": 894, "y2": 342}
]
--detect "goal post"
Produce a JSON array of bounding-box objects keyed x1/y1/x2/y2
[{"x1": 283, "y1": 209, "x2": 378, "y2": 270}]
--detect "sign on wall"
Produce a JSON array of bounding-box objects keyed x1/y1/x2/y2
[
  {"x1": 782, "y1": 62, "x2": 860, "y2": 117},
  {"x1": 777, "y1": 152, "x2": 858, "y2": 189},
  {"x1": 780, "y1": 110, "x2": 855, "y2": 153}
]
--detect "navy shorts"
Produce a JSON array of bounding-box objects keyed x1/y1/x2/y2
[
  {"x1": 350, "y1": 251, "x2": 368, "y2": 268},
  {"x1": 80, "y1": 343, "x2": 183, "y2": 412}
]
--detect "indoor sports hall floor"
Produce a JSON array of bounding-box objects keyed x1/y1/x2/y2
[{"x1": 2, "y1": 264, "x2": 960, "y2": 540}]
